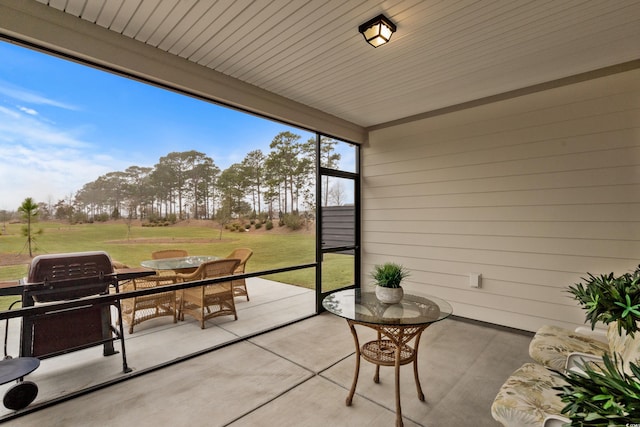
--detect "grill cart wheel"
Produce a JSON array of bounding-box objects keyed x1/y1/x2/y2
[
  {"x1": 3, "y1": 380, "x2": 38, "y2": 410},
  {"x1": 0, "y1": 357, "x2": 40, "y2": 411}
]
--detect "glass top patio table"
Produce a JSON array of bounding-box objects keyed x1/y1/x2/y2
[
  {"x1": 322, "y1": 288, "x2": 453, "y2": 427},
  {"x1": 140, "y1": 255, "x2": 219, "y2": 271},
  {"x1": 322, "y1": 288, "x2": 452, "y2": 326}
]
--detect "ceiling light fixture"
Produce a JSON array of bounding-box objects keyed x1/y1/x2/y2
[{"x1": 358, "y1": 14, "x2": 396, "y2": 48}]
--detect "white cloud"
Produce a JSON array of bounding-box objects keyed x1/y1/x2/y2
[
  {"x1": 0, "y1": 105, "x2": 88, "y2": 148},
  {"x1": 0, "y1": 105, "x2": 116, "y2": 210},
  {"x1": 0, "y1": 80, "x2": 78, "y2": 110},
  {"x1": 18, "y1": 106, "x2": 38, "y2": 115},
  {"x1": 0, "y1": 147, "x2": 116, "y2": 210}
]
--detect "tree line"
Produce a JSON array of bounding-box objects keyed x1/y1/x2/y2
[{"x1": 3, "y1": 132, "x2": 343, "y2": 224}]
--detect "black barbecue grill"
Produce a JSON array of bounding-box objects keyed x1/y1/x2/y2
[{"x1": 20, "y1": 251, "x2": 130, "y2": 373}]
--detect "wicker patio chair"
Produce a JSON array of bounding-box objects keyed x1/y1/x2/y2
[
  {"x1": 226, "y1": 248, "x2": 253, "y2": 301},
  {"x1": 176, "y1": 259, "x2": 240, "y2": 329},
  {"x1": 111, "y1": 260, "x2": 129, "y2": 270},
  {"x1": 150, "y1": 249, "x2": 190, "y2": 275},
  {"x1": 120, "y1": 274, "x2": 177, "y2": 334},
  {"x1": 151, "y1": 249, "x2": 188, "y2": 259}
]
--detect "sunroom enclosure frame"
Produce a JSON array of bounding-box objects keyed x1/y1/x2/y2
[
  {"x1": 1, "y1": 3, "x2": 640, "y2": 422},
  {"x1": 0, "y1": 8, "x2": 365, "y2": 418}
]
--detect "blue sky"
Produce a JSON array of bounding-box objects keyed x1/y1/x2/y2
[{"x1": 0, "y1": 41, "x2": 319, "y2": 211}]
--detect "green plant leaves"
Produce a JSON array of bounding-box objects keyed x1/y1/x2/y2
[
  {"x1": 614, "y1": 294, "x2": 640, "y2": 319},
  {"x1": 555, "y1": 353, "x2": 640, "y2": 426},
  {"x1": 370, "y1": 262, "x2": 410, "y2": 288},
  {"x1": 567, "y1": 266, "x2": 640, "y2": 336}
]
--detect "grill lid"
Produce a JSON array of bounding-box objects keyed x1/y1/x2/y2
[{"x1": 24, "y1": 251, "x2": 115, "y2": 302}]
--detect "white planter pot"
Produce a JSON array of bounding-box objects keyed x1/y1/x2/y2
[{"x1": 375, "y1": 285, "x2": 404, "y2": 304}]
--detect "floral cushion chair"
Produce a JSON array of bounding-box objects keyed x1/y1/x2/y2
[
  {"x1": 491, "y1": 362, "x2": 566, "y2": 427},
  {"x1": 528, "y1": 324, "x2": 610, "y2": 371},
  {"x1": 491, "y1": 322, "x2": 640, "y2": 426}
]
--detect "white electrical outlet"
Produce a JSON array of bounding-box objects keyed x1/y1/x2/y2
[{"x1": 469, "y1": 273, "x2": 482, "y2": 288}]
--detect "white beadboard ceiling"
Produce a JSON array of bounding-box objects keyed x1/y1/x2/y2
[{"x1": 31, "y1": 0, "x2": 640, "y2": 128}]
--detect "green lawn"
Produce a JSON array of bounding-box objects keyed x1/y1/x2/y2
[{"x1": 0, "y1": 220, "x2": 354, "y2": 310}]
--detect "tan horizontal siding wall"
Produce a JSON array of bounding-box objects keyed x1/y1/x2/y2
[{"x1": 362, "y1": 69, "x2": 640, "y2": 332}]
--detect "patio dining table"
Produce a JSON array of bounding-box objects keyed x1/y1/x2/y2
[
  {"x1": 140, "y1": 255, "x2": 220, "y2": 274},
  {"x1": 322, "y1": 289, "x2": 452, "y2": 427}
]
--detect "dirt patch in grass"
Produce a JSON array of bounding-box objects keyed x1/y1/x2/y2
[
  {"x1": 106, "y1": 237, "x2": 234, "y2": 244},
  {"x1": 0, "y1": 254, "x2": 32, "y2": 267},
  {"x1": 175, "y1": 219, "x2": 315, "y2": 235}
]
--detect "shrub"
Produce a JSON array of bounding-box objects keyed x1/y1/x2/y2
[
  {"x1": 254, "y1": 222, "x2": 262, "y2": 229},
  {"x1": 228, "y1": 223, "x2": 242, "y2": 232},
  {"x1": 72, "y1": 212, "x2": 88, "y2": 224},
  {"x1": 93, "y1": 213, "x2": 110, "y2": 222},
  {"x1": 283, "y1": 213, "x2": 302, "y2": 230},
  {"x1": 147, "y1": 213, "x2": 161, "y2": 224},
  {"x1": 265, "y1": 220, "x2": 273, "y2": 230}
]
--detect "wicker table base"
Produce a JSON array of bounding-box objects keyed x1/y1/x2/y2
[{"x1": 346, "y1": 319, "x2": 428, "y2": 427}]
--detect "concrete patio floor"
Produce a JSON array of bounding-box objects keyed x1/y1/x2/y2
[
  {"x1": 0, "y1": 278, "x2": 315, "y2": 417},
  {"x1": 1, "y1": 281, "x2": 533, "y2": 426}
]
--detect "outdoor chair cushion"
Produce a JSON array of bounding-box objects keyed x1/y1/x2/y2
[
  {"x1": 528, "y1": 324, "x2": 609, "y2": 371},
  {"x1": 491, "y1": 362, "x2": 566, "y2": 427}
]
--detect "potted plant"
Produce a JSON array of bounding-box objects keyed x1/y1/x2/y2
[
  {"x1": 371, "y1": 262, "x2": 410, "y2": 304},
  {"x1": 567, "y1": 265, "x2": 640, "y2": 336},
  {"x1": 556, "y1": 265, "x2": 640, "y2": 425},
  {"x1": 555, "y1": 353, "x2": 640, "y2": 426}
]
